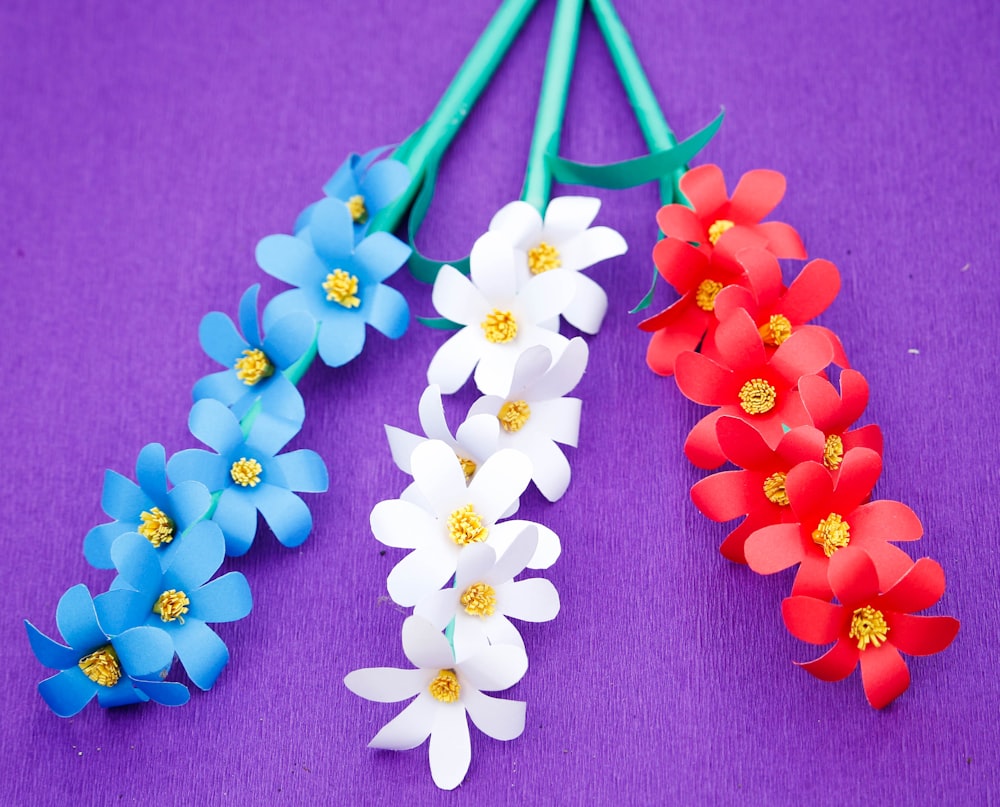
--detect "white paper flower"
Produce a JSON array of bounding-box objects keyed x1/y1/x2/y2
[
  {"x1": 468, "y1": 338, "x2": 588, "y2": 502},
  {"x1": 414, "y1": 526, "x2": 560, "y2": 659},
  {"x1": 344, "y1": 616, "x2": 528, "y2": 791},
  {"x1": 370, "y1": 440, "x2": 561, "y2": 607},
  {"x1": 428, "y1": 231, "x2": 574, "y2": 396},
  {"x1": 489, "y1": 196, "x2": 628, "y2": 334}
]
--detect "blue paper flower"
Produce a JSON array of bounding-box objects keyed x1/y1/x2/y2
[
  {"x1": 25, "y1": 584, "x2": 189, "y2": 717},
  {"x1": 94, "y1": 522, "x2": 252, "y2": 690},
  {"x1": 193, "y1": 284, "x2": 314, "y2": 426},
  {"x1": 84, "y1": 443, "x2": 213, "y2": 570},
  {"x1": 256, "y1": 198, "x2": 411, "y2": 367},
  {"x1": 294, "y1": 147, "x2": 410, "y2": 240},
  {"x1": 166, "y1": 398, "x2": 329, "y2": 555}
]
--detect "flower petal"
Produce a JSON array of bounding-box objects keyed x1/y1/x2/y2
[
  {"x1": 411, "y1": 440, "x2": 469, "y2": 516},
  {"x1": 859, "y1": 644, "x2": 910, "y2": 709},
  {"x1": 345, "y1": 667, "x2": 429, "y2": 704},
  {"x1": 100, "y1": 470, "x2": 149, "y2": 523},
  {"x1": 489, "y1": 520, "x2": 560, "y2": 569},
  {"x1": 38, "y1": 669, "x2": 96, "y2": 717},
  {"x1": 797, "y1": 638, "x2": 858, "y2": 682},
  {"x1": 769, "y1": 328, "x2": 834, "y2": 384},
  {"x1": 879, "y1": 557, "x2": 947, "y2": 613},
  {"x1": 520, "y1": 269, "x2": 576, "y2": 324},
  {"x1": 135, "y1": 679, "x2": 190, "y2": 707},
  {"x1": 850, "y1": 500, "x2": 922, "y2": 544},
  {"x1": 652, "y1": 237, "x2": 707, "y2": 293},
  {"x1": 559, "y1": 225, "x2": 627, "y2": 274},
  {"x1": 782, "y1": 259, "x2": 840, "y2": 323},
  {"x1": 674, "y1": 352, "x2": 735, "y2": 406},
  {"x1": 317, "y1": 312, "x2": 366, "y2": 367},
  {"x1": 189, "y1": 398, "x2": 244, "y2": 455},
  {"x1": 93, "y1": 588, "x2": 153, "y2": 637},
  {"x1": 888, "y1": 614, "x2": 959, "y2": 657},
  {"x1": 309, "y1": 198, "x2": 354, "y2": 265},
  {"x1": 459, "y1": 644, "x2": 528, "y2": 691},
  {"x1": 691, "y1": 470, "x2": 756, "y2": 522},
  {"x1": 655, "y1": 203, "x2": 704, "y2": 243},
  {"x1": 520, "y1": 438, "x2": 571, "y2": 502},
  {"x1": 501, "y1": 578, "x2": 560, "y2": 622},
  {"x1": 24, "y1": 621, "x2": 78, "y2": 670},
  {"x1": 274, "y1": 449, "x2": 328, "y2": 493},
  {"x1": 544, "y1": 195, "x2": 601, "y2": 235},
  {"x1": 744, "y1": 524, "x2": 806, "y2": 574},
  {"x1": 369, "y1": 694, "x2": 437, "y2": 749},
  {"x1": 429, "y1": 704, "x2": 471, "y2": 790},
  {"x1": 263, "y1": 311, "x2": 315, "y2": 368},
  {"x1": 162, "y1": 521, "x2": 225, "y2": 590},
  {"x1": 402, "y1": 615, "x2": 456, "y2": 670},
  {"x1": 56, "y1": 584, "x2": 105, "y2": 652},
  {"x1": 679, "y1": 164, "x2": 728, "y2": 218},
  {"x1": 371, "y1": 499, "x2": 437, "y2": 550},
  {"x1": 365, "y1": 283, "x2": 409, "y2": 339},
  {"x1": 171, "y1": 619, "x2": 229, "y2": 690},
  {"x1": 134, "y1": 443, "x2": 168, "y2": 499},
  {"x1": 756, "y1": 221, "x2": 806, "y2": 259},
  {"x1": 361, "y1": 158, "x2": 411, "y2": 211},
  {"x1": 470, "y1": 231, "x2": 518, "y2": 300},
  {"x1": 561, "y1": 272, "x2": 608, "y2": 334},
  {"x1": 113, "y1": 625, "x2": 175, "y2": 679},
  {"x1": 255, "y1": 233, "x2": 325, "y2": 287},
  {"x1": 682, "y1": 408, "x2": 727, "y2": 470},
  {"x1": 468, "y1": 449, "x2": 532, "y2": 523},
  {"x1": 782, "y1": 596, "x2": 843, "y2": 644},
  {"x1": 644, "y1": 302, "x2": 710, "y2": 376},
  {"x1": 190, "y1": 572, "x2": 252, "y2": 624},
  {"x1": 254, "y1": 484, "x2": 313, "y2": 548},
  {"x1": 463, "y1": 688, "x2": 526, "y2": 741},
  {"x1": 387, "y1": 548, "x2": 456, "y2": 608},
  {"x1": 827, "y1": 547, "x2": 880, "y2": 607},
  {"x1": 199, "y1": 311, "x2": 248, "y2": 367},
  {"x1": 166, "y1": 449, "x2": 229, "y2": 492},
  {"x1": 212, "y1": 487, "x2": 258, "y2": 557},
  {"x1": 427, "y1": 327, "x2": 481, "y2": 395},
  {"x1": 730, "y1": 169, "x2": 786, "y2": 221},
  {"x1": 490, "y1": 200, "x2": 543, "y2": 247},
  {"x1": 110, "y1": 532, "x2": 164, "y2": 593},
  {"x1": 353, "y1": 232, "x2": 411, "y2": 285}
]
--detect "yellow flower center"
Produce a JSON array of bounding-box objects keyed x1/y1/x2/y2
[
  {"x1": 323, "y1": 269, "x2": 361, "y2": 308},
  {"x1": 738, "y1": 378, "x2": 777, "y2": 415},
  {"x1": 234, "y1": 348, "x2": 274, "y2": 386},
  {"x1": 707, "y1": 219, "x2": 735, "y2": 245},
  {"x1": 849, "y1": 605, "x2": 890, "y2": 651},
  {"x1": 481, "y1": 309, "x2": 517, "y2": 344},
  {"x1": 694, "y1": 279, "x2": 724, "y2": 312},
  {"x1": 447, "y1": 504, "x2": 488, "y2": 546},
  {"x1": 138, "y1": 507, "x2": 175, "y2": 548},
  {"x1": 527, "y1": 241, "x2": 562, "y2": 274},
  {"x1": 762, "y1": 472, "x2": 790, "y2": 506},
  {"x1": 429, "y1": 669, "x2": 461, "y2": 703},
  {"x1": 460, "y1": 582, "x2": 497, "y2": 617},
  {"x1": 458, "y1": 457, "x2": 477, "y2": 483},
  {"x1": 812, "y1": 512, "x2": 851, "y2": 557},
  {"x1": 345, "y1": 194, "x2": 368, "y2": 224},
  {"x1": 230, "y1": 457, "x2": 263, "y2": 487},
  {"x1": 823, "y1": 434, "x2": 845, "y2": 470},
  {"x1": 760, "y1": 314, "x2": 792, "y2": 347},
  {"x1": 78, "y1": 645, "x2": 121, "y2": 688},
  {"x1": 152, "y1": 589, "x2": 191, "y2": 624},
  {"x1": 497, "y1": 400, "x2": 531, "y2": 432}
]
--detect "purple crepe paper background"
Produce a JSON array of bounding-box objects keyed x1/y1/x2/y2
[{"x1": 1, "y1": 0, "x2": 997, "y2": 803}]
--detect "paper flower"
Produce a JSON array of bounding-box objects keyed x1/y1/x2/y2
[
  {"x1": 414, "y1": 526, "x2": 559, "y2": 658},
  {"x1": 256, "y1": 198, "x2": 411, "y2": 367},
  {"x1": 344, "y1": 616, "x2": 528, "y2": 790},
  {"x1": 25, "y1": 584, "x2": 189, "y2": 717},
  {"x1": 467, "y1": 338, "x2": 588, "y2": 501},
  {"x1": 674, "y1": 308, "x2": 834, "y2": 469},
  {"x1": 488, "y1": 196, "x2": 627, "y2": 334},
  {"x1": 782, "y1": 548, "x2": 959, "y2": 708},
  {"x1": 427, "y1": 231, "x2": 574, "y2": 395},
  {"x1": 294, "y1": 148, "x2": 410, "y2": 240},
  {"x1": 94, "y1": 523, "x2": 252, "y2": 690},
  {"x1": 798, "y1": 370, "x2": 883, "y2": 466},
  {"x1": 83, "y1": 442, "x2": 213, "y2": 570},
  {"x1": 690, "y1": 418, "x2": 826, "y2": 564},
  {"x1": 193, "y1": 284, "x2": 314, "y2": 426},
  {"x1": 744, "y1": 448, "x2": 921, "y2": 599},
  {"x1": 166, "y1": 398, "x2": 329, "y2": 555},
  {"x1": 370, "y1": 440, "x2": 561, "y2": 607}
]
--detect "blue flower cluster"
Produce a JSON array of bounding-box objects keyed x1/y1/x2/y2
[{"x1": 27, "y1": 150, "x2": 412, "y2": 716}]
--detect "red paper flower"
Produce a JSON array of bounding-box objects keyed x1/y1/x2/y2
[
  {"x1": 691, "y1": 418, "x2": 827, "y2": 564},
  {"x1": 798, "y1": 370, "x2": 883, "y2": 471},
  {"x1": 782, "y1": 548, "x2": 959, "y2": 708},
  {"x1": 744, "y1": 447, "x2": 920, "y2": 599},
  {"x1": 709, "y1": 248, "x2": 849, "y2": 368},
  {"x1": 674, "y1": 308, "x2": 833, "y2": 469}
]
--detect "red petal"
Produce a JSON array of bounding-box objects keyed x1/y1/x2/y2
[
  {"x1": 714, "y1": 308, "x2": 766, "y2": 372},
  {"x1": 653, "y1": 238, "x2": 708, "y2": 293},
  {"x1": 797, "y1": 638, "x2": 859, "y2": 682},
  {"x1": 879, "y1": 557, "x2": 946, "y2": 613},
  {"x1": 785, "y1": 461, "x2": 834, "y2": 523},
  {"x1": 798, "y1": 374, "x2": 842, "y2": 431},
  {"x1": 889, "y1": 614, "x2": 959, "y2": 657},
  {"x1": 675, "y1": 351, "x2": 735, "y2": 405},
  {"x1": 713, "y1": 284, "x2": 757, "y2": 324},
  {"x1": 851, "y1": 500, "x2": 923, "y2": 543},
  {"x1": 744, "y1": 523, "x2": 805, "y2": 574},
  {"x1": 716, "y1": 416, "x2": 773, "y2": 469},
  {"x1": 780, "y1": 259, "x2": 841, "y2": 323},
  {"x1": 714, "y1": 225, "x2": 769, "y2": 262},
  {"x1": 860, "y1": 644, "x2": 910, "y2": 709},
  {"x1": 783, "y1": 596, "x2": 844, "y2": 644},
  {"x1": 644, "y1": 303, "x2": 709, "y2": 376},
  {"x1": 719, "y1": 513, "x2": 777, "y2": 565},
  {"x1": 867, "y1": 542, "x2": 919, "y2": 592},
  {"x1": 736, "y1": 248, "x2": 784, "y2": 308},
  {"x1": 656, "y1": 204, "x2": 705, "y2": 244},
  {"x1": 843, "y1": 424, "x2": 883, "y2": 456},
  {"x1": 827, "y1": 546, "x2": 880, "y2": 606},
  {"x1": 679, "y1": 164, "x2": 728, "y2": 218},
  {"x1": 832, "y1": 448, "x2": 882, "y2": 512},
  {"x1": 769, "y1": 328, "x2": 834, "y2": 386},
  {"x1": 791, "y1": 553, "x2": 834, "y2": 600},
  {"x1": 730, "y1": 169, "x2": 786, "y2": 222},
  {"x1": 837, "y1": 370, "x2": 870, "y2": 427},
  {"x1": 683, "y1": 409, "x2": 727, "y2": 469},
  {"x1": 775, "y1": 425, "x2": 827, "y2": 466},
  {"x1": 756, "y1": 220, "x2": 807, "y2": 259},
  {"x1": 691, "y1": 470, "x2": 755, "y2": 522},
  {"x1": 804, "y1": 326, "x2": 850, "y2": 369}
]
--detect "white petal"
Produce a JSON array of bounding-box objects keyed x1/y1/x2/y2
[
  {"x1": 520, "y1": 270, "x2": 576, "y2": 323},
  {"x1": 412, "y1": 587, "x2": 460, "y2": 631},
  {"x1": 429, "y1": 704, "x2": 471, "y2": 791},
  {"x1": 468, "y1": 449, "x2": 532, "y2": 524},
  {"x1": 562, "y1": 271, "x2": 609, "y2": 334},
  {"x1": 558, "y1": 225, "x2": 628, "y2": 272},
  {"x1": 459, "y1": 644, "x2": 528, "y2": 692},
  {"x1": 508, "y1": 344, "x2": 556, "y2": 398},
  {"x1": 417, "y1": 385, "x2": 453, "y2": 441},
  {"x1": 400, "y1": 481, "x2": 432, "y2": 510},
  {"x1": 401, "y1": 615, "x2": 455, "y2": 670},
  {"x1": 488, "y1": 526, "x2": 538, "y2": 584},
  {"x1": 453, "y1": 413, "x2": 500, "y2": 463},
  {"x1": 472, "y1": 343, "x2": 521, "y2": 397},
  {"x1": 528, "y1": 337, "x2": 589, "y2": 400},
  {"x1": 489, "y1": 200, "x2": 543, "y2": 248},
  {"x1": 369, "y1": 693, "x2": 436, "y2": 750},
  {"x1": 384, "y1": 426, "x2": 423, "y2": 474},
  {"x1": 490, "y1": 520, "x2": 561, "y2": 569},
  {"x1": 484, "y1": 613, "x2": 525, "y2": 649},
  {"x1": 542, "y1": 196, "x2": 602, "y2": 239},
  {"x1": 344, "y1": 667, "x2": 428, "y2": 703},
  {"x1": 387, "y1": 547, "x2": 456, "y2": 607},
  {"x1": 411, "y1": 440, "x2": 468, "y2": 516},
  {"x1": 452, "y1": 613, "x2": 490, "y2": 661},
  {"x1": 432, "y1": 264, "x2": 487, "y2": 325},
  {"x1": 427, "y1": 327, "x2": 482, "y2": 395},
  {"x1": 469, "y1": 232, "x2": 518, "y2": 301},
  {"x1": 467, "y1": 395, "x2": 501, "y2": 419},
  {"x1": 370, "y1": 499, "x2": 436, "y2": 549},
  {"x1": 531, "y1": 397, "x2": 582, "y2": 446},
  {"x1": 521, "y1": 438, "x2": 572, "y2": 502},
  {"x1": 499, "y1": 578, "x2": 561, "y2": 622},
  {"x1": 463, "y1": 688, "x2": 526, "y2": 742},
  {"x1": 453, "y1": 543, "x2": 497, "y2": 589}
]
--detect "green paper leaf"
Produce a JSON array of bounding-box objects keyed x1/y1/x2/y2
[{"x1": 417, "y1": 316, "x2": 464, "y2": 331}]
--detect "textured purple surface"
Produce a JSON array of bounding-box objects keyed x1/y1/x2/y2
[{"x1": 2, "y1": 1, "x2": 998, "y2": 804}]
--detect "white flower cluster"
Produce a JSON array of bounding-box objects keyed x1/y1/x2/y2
[{"x1": 344, "y1": 197, "x2": 626, "y2": 789}]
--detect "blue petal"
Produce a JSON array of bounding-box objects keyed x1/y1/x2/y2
[
  {"x1": 321, "y1": 152, "x2": 363, "y2": 199},
  {"x1": 360, "y1": 158, "x2": 411, "y2": 211},
  {"x1": 167, "y1": 480, "x2": 212, "y2": 529},
  {"x1": 274, "y1": 449, "x2": 328, "y2": 493},
  {"x1": 293, "y1": 201, "x2": 317, "y2": 235},
  {"x1": 256, "y1": 233, "x2": 325, "y2": 288},
  {"x1": 258, "y1": 378, "x2": 305, "y2": 428},
  {"x1": 212, "y1": 487, "x2": 258, "y2": 556},
  {"x1": 353, "y1": 232, "x2": 411, "y2": 285},
  {"x1": 110, "y1": 532, "x2": 165, "y2": 593},
  {"x1": 255, "y1": 484, "x2": 312, "y2": 548},
  {"x1": 56, "y1": 584, "x2": 106, "y2": 652},
  {"x1": 135, "y1": 443, "x2": 168, "y2": 500},
  {"x1": 167, "y1": 449, "x2": 229, "y2": 491},
  {"x1": 188, "y1": 398, "x2": 245, "y2": 455},
  {"x1": 199, "y1": 311, "x2": 248, "y2": 367},
  {"x1": 262, "y1": 287, "x2": 321, "y2": 332},
  {"x1": 237, "y1": 284, "x2": 263, "y2": 347},
  {"x1": 113, "y1": 625, "x2": 175, "y2": 678},
  {"x1": 366, "y1": 284, "x2": 409, "y2": 339},
  {"x1": 135, "y1": 679, "x2": 190, "y2": 707},
  {"x1": 172, "y1": 619, "x2": 229, "y2": 690},
  {"x1": 246, "y1": 410, "x2": 299, "y2": 458},
  {"x1": 38, "y1": 668, "x2": 96, "y2": 717},
  {"x1": 190, "y1": 572, "x2": 252, "y2": 623},
  {"x1": 317, "y1": 313, "x2": 366, "y2": 367},
  {"x1": 101, "y1": 470, "x2": 150, "y2": 522},
  {"x1": 309, "y1": 198, "x2": 354, "y2": 266},
  {"x1": 83, "y1": 522, "x2": 128, "y2": 570},
  {"x1": 263, "y1": 311, "x2": 315, "y2": 369},
  {"x1": 94, "y1": 588, "x2": 155, "y2": 636},
  {"x1": 25, "y1": 620, "x2": 79, "y2": 669},
  {"x1": 163, "y1": 520, "x2": 225, "y2": 590},
  {"x1": 192, "y1": 369, "x2": 246, "y2": 408},
  {"x1": 96, "y1": 679, "x2": 149, "y2": 708}
]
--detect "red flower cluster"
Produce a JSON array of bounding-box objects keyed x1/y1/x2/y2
[{"x1": 648, "y1": 165, "x2": 958, "y2": 708}]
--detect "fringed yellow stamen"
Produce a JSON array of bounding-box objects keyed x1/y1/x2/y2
[
  {"x1": 460, "y1": 582, "x2": 497, "y2": 617},
  {"x1": 230, "y1": 457, "x2": 263, "y2": 488},
  {"x1": 760, "y1": 314, "x2": 793, "y2": 347},
  {"x1": 738, "y1": 378, "x2": 777, "y2": 415},
  {"x1": 345, "y1": 194, "x2": 368, "y2": 224},
  {"x1": 527, "y1": 241, "x2": 562, "y2": 274},
  {"x1": 152, "y1": 589, "x2": 190, "y2": 624},
  {"x1": 707, "y1": 219, "x2": 735, "y2": 245},
  {"x1": 481, "y1": 309, "x2": 517, "y2": 344},
  {"x1": 447, "y1": 504, "x2": 488, "y2": 546},
  {"x1": 695, "y1": 279, "x2": 724, "y2": 312},
  {"x1": 762, "y1": 472, "x2": 790, "y2": 506},
  {"x1": 234, "y1": 348, "x2": 274, "y2": 386},
  {"x1": 78, "y1": 645, "x2": 121, "y2": 688},
  {"x1": 138, "y1": 507, "x2": 175, "y2": 548},
  {"x1": 498, "y1": 400, "x2": 531, "y2": 432},
  {"x1": 849, "y1": 605, "x2": 890, "y2": 651},
  {"x1": 458, "y1": 457, "x2": 477, "y2": 482},
  {"x1": 323, "y1": 269, "x2": 361, "y2": 308},
  {"x1": 812, "y1": 512, "x2": 851, "y2": 557},
  {"x1": 429, "y1": 669, "x2": 461, "y2": 703},
  {"x1": 824, "y1": 434, "x2": 845, "y2": 470}
]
